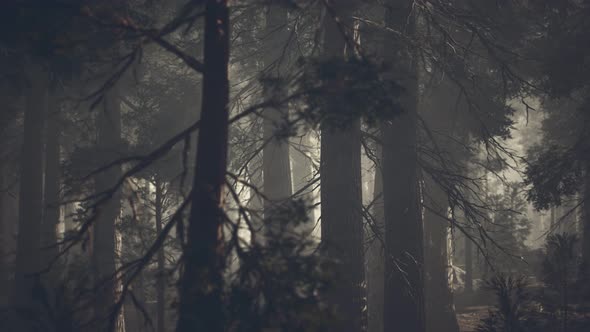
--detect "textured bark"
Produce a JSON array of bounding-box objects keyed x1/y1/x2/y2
[
  {"x1": 423, "y1": 178, "x2": 459, "y2": 332},
  {"x1": 320, "y1": 7, "x2": 364, "y2": 332},
  {"x1": 14, "y1": 62, "x2": 48, "y2": 316},
  {"x1": 367, "y1": 147, "x2": 384, "y2": 332},
  {"x1": 583, "y1": 164, "x2": 590, "y2": 275},
  {"x1": 175, "y1": 1, "x2": 229, "y2": 331},
  {"x1": 381, "y1": 2, "x2": 425, "y2": 331},
  {"x1": 262, "y1": 3, "x2": 292, "y2": 222},
  {"x1": 155, "y1": 179, "x2": 165, "y2": 332},
  {"x1": 92, "y1": 88, "x2": 122, "y2": 329}
]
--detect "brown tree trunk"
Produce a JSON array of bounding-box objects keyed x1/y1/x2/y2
[
  {"x1": 14, "y1": 61, "x2": 48, "y2": 318},
  {"x1": 92, "y1": 88, "x2": 122, "y2": 330},
  {"x1": 175, "y1": 1, "x2": 230, "y2": 331},
  {"x1": 381, "y1": 2, "x2": 425, "y2": 331},
  {"x1": 320, "y1": 6, "x2": 364, "y2": 332},
  {"x1": 41, "y1": 95, "x2": 61, "y2": 276},
  {"x1": 155, "y1": 179, "x2": 165, "y2": 332},
  {"x1": 423, "y1": 178, "x2": 459, "y2": 332},
  {"x1": 464, "y1": 229, "x2": 473, "y2": 293}
]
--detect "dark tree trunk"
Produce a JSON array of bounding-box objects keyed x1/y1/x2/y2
[
  {"x1": 175, "y1": 1, "x2": 230, "y2": 331},
  {"x1": 423, "y1": 178, "x2": 459, "y2": 332},
  {"x1": 320, "y1": 7, "x2": 364, "y2": 332},
  {"x1": 14, "y1": 62, "x2": 48, "y2": 317},
  {"x1": 381, "y1": 2, "x2": 425, "y2": 331},
  {"x1": 92, "y1": 88, "x2": 122, "y2": 329},
  {"x1": 367, "y1": 147, "x2": 384, "y2": 332},
  {"x1": 262, "y1": 3, "x2": 292, "y2": 222},
  {"x1": 583, "y1": 164, "x2": 590, "y2": 276},
  {"x1": 155, "y1": 179, "x2": 165, "y2": 332},
  {"x1": 0, "y1": 163, "x2": 7, "y2": 307}
]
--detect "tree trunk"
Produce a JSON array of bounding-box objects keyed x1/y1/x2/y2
[
  {"x1": 0, "y1": 162, "x2": 6, "y2": 307},
  {"x1": 381, "y1": 2, "x2": 425, "y2": 331},
  {"x1": 367, "y1": 146, "x2": 384, "y2": 332},
  {"x1": 155, "y1": 179, "x2": 165, "y2": 332},
  {"x1": 291, "y1": 132, "x2": 314, "y2": 229},
  {"x1": 92, "y1": 87, "x2": 122, "y2": 330},
  {"x1": 320, "y1": 7, "x2": 364, "y2": 332},
  {"x1": 175, "y1": 1, "x2": 230, "y2": 331},
  {"x1": 13, "y1": 61, "x2": 48, "y2": 317},
  {"x1": 423, "y1": 178, "x2": 459, "y2": 332},
  {"x1": 41, "y1": 95, "x2": 61, "y2": 277},
  {"x1": 262, "y1": 3, "x2": 292, "y2": 224},
  {"x1": 464, "y1": 228, "x2": 473, "y2": 293},
  {"x1": 582, "y1": 164, "x2": 590, "y2": 278}
]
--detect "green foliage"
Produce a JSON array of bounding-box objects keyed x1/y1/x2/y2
[
  {"x1": 542, "y1": 233, "x2": 579, "y2": 291},
  {"x1": 525, "y1": 146, "x2": 582, "y2": 210},
  {"x1": 477, "y1": 274, "x2": 537, "y2": 332},
  {"x1": 225, "y1": 199, "x2": 332, "y2": 331},
  {"x1": 296, "y1": 56, "x2": 403, "y2": 130}
]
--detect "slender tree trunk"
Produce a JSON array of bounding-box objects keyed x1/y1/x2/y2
[
  {"x1": 14, "y1": 62, "x2": 48, "y2": 318},
  {"x1": 464, "y1": 229, "x2": 473, "y2": 293},
  {"x1": 367, "y1": 146, "x2": 384, "y2": 332},
  {"x1": 320, "y1": 7, "x2": 364, "y2": 332},
  {"x1": 92, "y1": 88, "x2": 122, "y2": 330},
  {"x1": 175, "y1": 1, "x2": 230, "y2": 331},
  {"x1": 423, "y1": 178, "x2": 459, "y2": 332},
  {"x1": 381, "y1": 2, "x2": 425, "y2": 331},
  {"x1": 155, "y1": 179, "x2": 165, "y2": 332},
  {"x1": 41, "y1": 95, "x2": 61, "y2": 276},
  {"x1": 262, "y1": 3, "x2": 292, "y2": 224}
]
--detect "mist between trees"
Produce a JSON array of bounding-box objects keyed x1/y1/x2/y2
[{"x1": 0, "y1": 1, "x2": 589, "y2": 332}]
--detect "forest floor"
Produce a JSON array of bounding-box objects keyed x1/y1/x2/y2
[{"x1": 456, "y1": 306, "x2": 489, "y2": 332}]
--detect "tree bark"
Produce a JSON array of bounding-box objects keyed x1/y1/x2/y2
[
  {"x1": 175, "y1": 1, "x2": 230, "y2": 331},
  {"x1": 381, "y1": 2, "x2": 425, "y2": 331},
  {"x1": 583, "y1": 164, "x2": 590, "y2": 277},
  {"x1": 13, "y1": 61, "x2": 48, "y2": 317},
  {"x1": 92, "y1": 87, "x2": 122, "y2": 330},
  {"x1": 155, "y1": 179, "x2": 165, "y2": 332},
  {"x1": 320, "y1": 6, "x2": 364, "y2": 332},
  {"x1": 367, "y1": 147, "x2": 384, "y2": 332},
  {"x1": 464, "y1": 228, "x2": 473, "y2": 293},
  {"x1": 423, "y1": 178, "x2": 459, "y2": 332}
]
